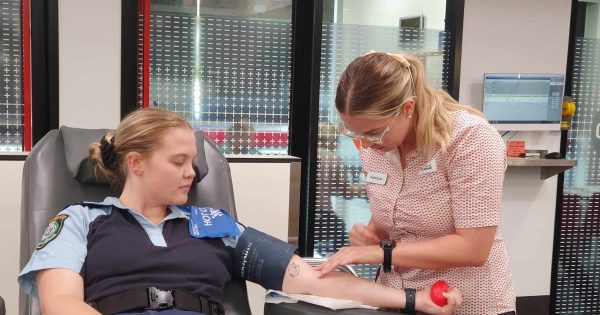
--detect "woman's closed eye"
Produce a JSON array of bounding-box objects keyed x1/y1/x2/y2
[
  {"x1": 172, "y1": 160, "x2": 186, "y2": 166},
  {"x1": 171, "y1": 154, "x2": 197, "y2": 167}
]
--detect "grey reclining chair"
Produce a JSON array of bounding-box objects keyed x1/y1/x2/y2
[
  {"x1": 19, "y1": 126, "x2": 251, "y2": 315},
  {"x1": 0, "y1": 296, "x2": 5, "y2": 315}
]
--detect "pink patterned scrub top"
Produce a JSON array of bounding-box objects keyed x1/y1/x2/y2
[{"x1": 360, "y1": 110, "x2": 515, "y2": 315}]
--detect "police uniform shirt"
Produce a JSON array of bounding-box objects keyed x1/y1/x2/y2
[{"x1": 19, "y1": 197, "x2": 244, "y2": 312}]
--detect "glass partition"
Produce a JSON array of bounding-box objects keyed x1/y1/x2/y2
[
  {"x1": 555, "y1": 2, "x2": 600, "y2": 312},
  {"x1": 148, "y1": 0, "x2": 293, "y2": 155},
  {"x1": 0, "y1": 0, "x2": 25, "y2": 151}
]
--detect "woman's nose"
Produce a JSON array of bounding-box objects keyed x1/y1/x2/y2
[{"x1": 185, "y1": 163, "x2": 196, "y2": 178}]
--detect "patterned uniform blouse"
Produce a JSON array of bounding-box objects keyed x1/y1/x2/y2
[{"x1": 360, "y1": 110, "x2": 515, "y2": 315}]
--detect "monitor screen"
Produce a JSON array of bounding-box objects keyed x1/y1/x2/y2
[{"x1": 482, "y1": 73, "x2": 564, "y2": 131}]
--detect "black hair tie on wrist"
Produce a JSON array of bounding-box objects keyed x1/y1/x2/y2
[{"x1": 100, "y1": 135, "x2": 118, "y2": 171}]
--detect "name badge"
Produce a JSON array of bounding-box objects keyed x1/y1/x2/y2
[
  {"x1": 420, "y1": 159, "x2": 437, "y2": 174},
  {"x1": 366, "y1": 172, "x2": 388, "y2": 185}
]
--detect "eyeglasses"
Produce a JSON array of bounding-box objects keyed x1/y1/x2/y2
[
  {"x1": 337, "y1": 95, "x2": 415, "y2": 146},
  {"x1": 337, "y1": 105, "x2": 403, "y2": 146}
]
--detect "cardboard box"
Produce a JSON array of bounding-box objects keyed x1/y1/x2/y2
[{"x1": 507, "y1": 141, "x2": 525, "y2": 157}]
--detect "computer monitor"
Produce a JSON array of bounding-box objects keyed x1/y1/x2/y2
[{"x1": 482, "y1": 73, "x2": 564, "y2": 131}]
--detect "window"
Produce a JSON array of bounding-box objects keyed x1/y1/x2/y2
[
  {"x1": 141, "y1": 0, "x2": 293, "y2": 155},
  {"x1": 0, "y1": 0, "x2": 29, "y2": 152}
]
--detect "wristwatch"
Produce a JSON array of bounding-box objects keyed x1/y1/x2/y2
[
  {"x1": 402, "y1": 288, "x2": 417, "y2": 314},
  {"x1": 379, "y1": 239, "x2": 396, "y2": 273}
]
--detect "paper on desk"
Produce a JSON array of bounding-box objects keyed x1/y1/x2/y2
[{"x1": 265, "y1": 290, "x2": 379, "y2": 310}]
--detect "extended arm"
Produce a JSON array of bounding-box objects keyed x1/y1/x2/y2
[
  {"x1": 282, "y1": 255, "x2": 462, "y2": 315},
  {"x1": 233, "y1": 227, "x2": 462, "y2": 314},
  {"x1": 319, "y1": 225, "x2": 496, "y2": 273}
]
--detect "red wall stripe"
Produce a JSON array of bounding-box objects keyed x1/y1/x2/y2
[
  {"x1": 142, "y1": 0, "x2": 150, "y2": 108},
  {"x1": 203, "y1": 131, "x2": 289, "y2": 146},
  {"x1": 21, "y1": 0, "x2": 32, "y2": 151}
]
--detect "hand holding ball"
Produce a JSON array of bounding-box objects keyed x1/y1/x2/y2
[{"x1": 430, "y1": 280, "x2": 449, "y2": 306}]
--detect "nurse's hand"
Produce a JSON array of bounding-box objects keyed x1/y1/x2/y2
[
  {"x1": 314, "y1": 245, "x2": 382, "y2": 277},
  {"x1": 349, "y1": 218, "x2": 389, "y2": 246},
  {"x1": 416, "y1": 285, "x2": 463, "y2": 315},
  {"x1": 349, "y1": 223, "x2": 380, "y2": 246}
]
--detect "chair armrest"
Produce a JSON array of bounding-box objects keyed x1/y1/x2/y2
[
  {"x1": 0, "y1": 295, "x2": 5, "y2": 315},
  {"x1": 223, "y1": 279, "x2": 252, "y2": 315},
  {"x1": 265, "y1": 302, "x2": 406, "y2": 315},
  {"x1": 265, "y1": 258, "x2": 404, "y2": 315}
]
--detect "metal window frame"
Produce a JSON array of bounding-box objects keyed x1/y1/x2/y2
[
  {"x1": 30, "y1": 0, "x2": 59, "y2": 148},
  {"x1": 0, "y1": 0, "x2": 58, "y2": 160},
  {"x1": 550, "y1": 1, "x2": 589, "y2": 314}
]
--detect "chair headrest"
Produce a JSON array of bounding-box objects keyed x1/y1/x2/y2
[{"x1": 60, "y1": 126, "x2": 209, "y2": 184}]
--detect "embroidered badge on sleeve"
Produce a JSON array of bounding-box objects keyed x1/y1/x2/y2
[{"x1": 36, "y1": 214, "x2": 69, "y2": 249}]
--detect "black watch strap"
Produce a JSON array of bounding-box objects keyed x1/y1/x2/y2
[
  {"x1": 402, "y1": 288, "x2": 417, "y2": 314},
  {"x1": 383, "y1": 246, "x2": 392, "y2": 272},
  {"x1": 380, "y1": 239, "x2": 395, "y2": 273}
]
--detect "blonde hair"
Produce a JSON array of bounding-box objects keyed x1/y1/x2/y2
[
  {"x1": 88, "y1": 107, "x2": 192, "y2": 190},
  {"x1": 335, "y1": 52, "x2": 483, "y2": 158}
]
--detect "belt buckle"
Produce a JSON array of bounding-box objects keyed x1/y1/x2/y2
[{"x1": 147, "y1": 287, "x2": 174, "y2": 310}]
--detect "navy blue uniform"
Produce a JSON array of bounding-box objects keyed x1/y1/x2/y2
[{"x1": 19, "y1": 197, "x2": 245, "y2": 315}]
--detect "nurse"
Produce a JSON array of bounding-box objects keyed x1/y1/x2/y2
[{"x1": 317, "y1": 52, "x2": 516, "y2": 315}]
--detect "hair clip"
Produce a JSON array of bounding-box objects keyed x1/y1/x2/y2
[{"x1": 386, "y1": 53, "x2": 411, "y2": 69}]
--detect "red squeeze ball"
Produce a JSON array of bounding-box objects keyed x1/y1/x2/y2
[{"x1": 430, "y1": 280, "x2": 449, "y2": 306}]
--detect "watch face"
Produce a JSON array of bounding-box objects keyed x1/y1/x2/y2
[{"x1": 380, "y1": 239, "x2": 396, "y2": 248}]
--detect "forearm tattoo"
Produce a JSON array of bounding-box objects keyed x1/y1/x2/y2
[{"x1": 288, "y1": 261, "x2": 300, "y2": 277}]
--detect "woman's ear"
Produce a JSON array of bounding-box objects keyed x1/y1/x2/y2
[
  {"x1": 403, "y1": 99, "x2": 416, "y2": 118},
  {"x1": 125, "y1": 152, "x2": 144, "y2": 176}
]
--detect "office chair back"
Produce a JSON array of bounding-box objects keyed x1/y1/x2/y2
[{"x1": 19, "y1": 126, "x2": 251, "y2": 315}]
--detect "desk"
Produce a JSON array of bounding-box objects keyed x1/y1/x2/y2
[{"x1": 506, "y1": 157, "x2": 577, "y2": 179}]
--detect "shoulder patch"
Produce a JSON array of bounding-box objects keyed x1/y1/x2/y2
[{"x1": 36, "y1": 214, "x2": 69, "y2": 249}]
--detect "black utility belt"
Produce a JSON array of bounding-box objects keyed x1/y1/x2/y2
[{"x1": 89, "y1": 287, "x2": 223, "y2": 315}]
